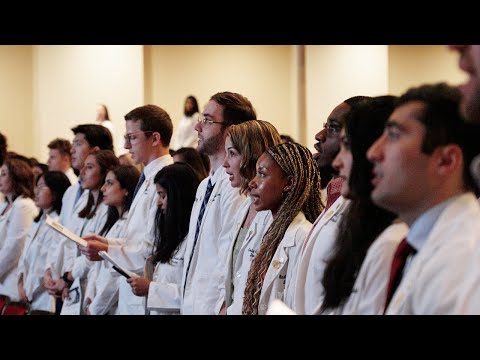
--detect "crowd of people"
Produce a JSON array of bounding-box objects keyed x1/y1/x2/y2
[{"x1": 1, "y1": 45, "x2": 480, "y2": 315}]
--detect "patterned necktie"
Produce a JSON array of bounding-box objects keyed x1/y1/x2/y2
[
  {"x1": 132, "y1": 171, "x2": 146, "y2": 200},
  {"x1": 384, "y1": 238, "x2": 417, "y2": 313},
  {"x1": 184, "y1": 179, "x2": 215, "y2": 291},
  {"x1": 324, "y1": 176, "x2": 343, "y2": 212}
]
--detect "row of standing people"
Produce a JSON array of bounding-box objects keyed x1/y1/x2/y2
[{"x1": 4, "y1": 56, "x2": 480, "y2": 313}]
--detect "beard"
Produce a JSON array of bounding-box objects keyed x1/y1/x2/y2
[{"x1": 198, "y1": 132, "x2": 224, "y2": 156}]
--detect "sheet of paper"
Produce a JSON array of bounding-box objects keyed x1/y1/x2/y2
[
  {"x1": 266, "y1": 299, "x2": 296, "y2": 315},
  {"x1": 98, "y1": 250, "x2": 139, "y2": 279},
  {"x1": 46, "y1": 215, "x2": 88, "y2": 247}
]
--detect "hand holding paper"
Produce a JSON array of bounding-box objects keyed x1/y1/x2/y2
[
  {"x1": 46, "y1": 215, "x2": 88, "y2": 247},
  {"x1": 98, "y1": 251, "x2": 139, "y2": 279}
]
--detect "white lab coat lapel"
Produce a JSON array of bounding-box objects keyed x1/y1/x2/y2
[{"x1": 386, "y1": 193, "x2": 479, "y2": 314}]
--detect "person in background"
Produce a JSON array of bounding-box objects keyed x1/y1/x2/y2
[
  {"x1": 0, "y1": 132, "x2": 7, "y2": 167},
  {"x1": 171, "y1": 95, "x2": 200, "y2": 150},
  {"x1": 96, "y1": 104, "x2": 114, "y2": 132},
  {"x1": 32, "y1": 163, "x2": 49, "y2": 183},
  {"x1": 127, "y1": 163, "x2": 201, "y2": 314},
  {"x1": 17, "y1": 171, "x2": 71, "y2": 314},
  {"x1": 280, "y1": 134, "x2": 295, "y2": 144},
  {"x1": 173, "y1": 147, "x2": 209, "y2": 180},
  {"x1": 0, "y1": 158, "x2": 39, "y2": 302},
  {"x1": 47, "y1": 138, "x2": 78, "y2": 184}
]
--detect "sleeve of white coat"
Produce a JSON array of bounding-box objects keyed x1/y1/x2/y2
[
  {"x1": 88, "y1": 266, "x2": 120, "y2": 315},
  {"x1": 0, "y1": 199, "x2": 37, "y2": 281},
  {"x1": 346, "y1": 224, "x2": 407, "y2": 315},
  {"x1": 71, "y1": 254, "x2": 93, "y2": 280},
  {"x1": 147, "y1": 245, "x2": 186, "y2": 312},
  {"x1": 107, "y1": 195, "x2": 157, "y2": 273},
  {"x1": 283, "y1": 224, "x2": 310, "y2": 308}
]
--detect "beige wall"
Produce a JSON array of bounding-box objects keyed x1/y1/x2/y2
[
  {"x1": 32, "y1": 45, "x2": 144, "y2": 161},
  {"x1": 0, "y1": 46, "x2": 33, "y2": 157},
  {"x1": 0, "y1": 45, "x2": 470, "y2": 162},
  {"x1": 305, "y1": 45, "x2": 389, "y2": 150},
  {"x1": 144, "y1": 45, "x2": 294, "y2": 148},
  {"x1": 388, "y1": 45, "x2": 466, "y2": 96}
]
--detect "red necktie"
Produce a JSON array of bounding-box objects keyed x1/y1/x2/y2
[{"x1": 384, "y1": 238, "x2": 417, "y2": 313}]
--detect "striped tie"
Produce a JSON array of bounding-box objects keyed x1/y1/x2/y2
[{"x1": 184, "y1": 179, "x2": 215, "y2": 290}]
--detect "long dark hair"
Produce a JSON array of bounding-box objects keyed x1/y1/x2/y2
[
  {"x1": 152, "y1": 163, "x2": 200, "y2": 264},
  {"x1": 184, "y1": 95, "x2": 199, "y2": 117},
  {"x1": 34, "y1": 171, "x2": 71, "y2": 222},
  {"x1": 79, "y1": 150, "x2": 119, "y2": 219},
  {"x1": 321, "y1": 96, "x2": 398, "y2": 312},
  {"x1": 99, "y1": 165, "x2": 140, "y2": 236}
]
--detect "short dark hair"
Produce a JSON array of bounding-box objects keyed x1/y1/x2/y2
[
  {"x1": 397, "y1": 83, "x2": 479, "y2": 192},
  {"x1": 210, "y1": 92, "x2": 257, "y2": 126},
  {"x1": 124, "y1": 104, "x2": 173, "y2": 147},
  {"x1": 173, "y1": 147, "x2": 209, "y2": 180},
  {"x1": 48, "y1": 138, "x2": 72, "y2": 158},
  {"x1": 71, "y1": 124, "x2": 113, "y2": 152}
]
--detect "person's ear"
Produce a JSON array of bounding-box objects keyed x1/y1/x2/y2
[{"x1": 436, "y1": 144, "x2": 462, "y2": 176}]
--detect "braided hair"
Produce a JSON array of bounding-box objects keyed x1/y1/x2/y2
[{"x1": 242, "y1": 142, "x2": 324, "y2": 314}]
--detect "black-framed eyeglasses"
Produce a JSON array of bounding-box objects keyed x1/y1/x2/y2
[
  {"x1": 123, "y1": 131, "x2": 154, "y2": 144},
  {"x1": 323, "y1": 122, "x2": 342, "y2": 137},
  {"x1": 197, "y1": 114, "x2": 226, "y2": 126}
]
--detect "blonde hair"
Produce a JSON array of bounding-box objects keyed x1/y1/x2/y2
[
  {"x1": 242, "y1": 142, "x2": 324, "y2": 314},
  {"x1": 227, "y1": 120, "x2": 282, "y2": 195}
]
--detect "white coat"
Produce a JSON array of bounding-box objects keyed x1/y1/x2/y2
[
  {"x1": 386, "y1": 193, "x2": 480, "y2": 315},
  {"x1": 256, "y1": 212, "x2": 311, "y2": 315},
  {"x1": 293, "y1": 196, "x2": 349, "y2": 314},
  {"x1": 109, "y1": 155, "x2": 173, "y2": 315},
  {"x1": 0, "y1": 196, "x2": 38, "y2": 300},
  {"x1": 17, "y1": 211, "x2": 61, "y2": 313},
  {"x1": 86, "y1": 214, "x2": 128, "y2": 315},
  {"x1": 181, "y1": 167, "x2": 246, "y2": 314},
  {"x1": 217, "y1": 197, "x2": 272, "y2": 315},
  {"x1": 46, "y1": 181, "x2": 89, "y2": 278},
  {"x1": 322, "y1": 222, "x2": 408, "y2": 315},
  {"x1": 146, "y1": 239, "x2": 187, "y2": 315}
]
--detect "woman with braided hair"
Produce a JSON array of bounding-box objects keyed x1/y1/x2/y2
[
  {"x1": 243, "y1": 142, "x2": 323, "y2": 315},
  {"x1": 218, "y1": 120, "x2": 282, "y2": 315}
]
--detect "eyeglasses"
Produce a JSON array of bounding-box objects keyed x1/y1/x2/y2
[
  {"x1": 197, "y1": 114, "x2": 226, "y2": 126},
  {"x1": 323, "y1": 122, "x2": 342, "y2": 137},
  {"x1": 123, "y1": 131, "x2": 154, "y2": 144}
]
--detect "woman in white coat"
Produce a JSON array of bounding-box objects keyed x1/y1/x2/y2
[
  {"x1": 61, "y1": 150, "x2": 118, "y2": 310},
  {"x1": 242, "y1": 142, "x2": 323, "y2": 315},
  {"x1": 127, "y1": 163, "x2": 201, "y2": 314},
  {"x1": 83, "y1": 165, "x2": 140, "y2": 315},
  {"x1": 17, "y1": 171, "x2": 71, "y2": 313},
  {"x1": 0, "y1": 158, "x2": 38, "y2": 302},
  {"x1": 318, "y1": 96, "x2": 408, "y2": 315},
  {"x1": 218, "y1": 120, "x2": 281, "y2": 314}
]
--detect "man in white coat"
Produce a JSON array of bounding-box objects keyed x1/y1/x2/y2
[
  {"x1": 181, "y1": 92, "x2": 256, "y2": 314},
  {"x1": 82, "y1": 104, "x2": 173, "y2": 315},
  {"x1": 367, "y1": 83, "x2": 480, "y2": 315},
  {"x1": 293, "y1": 96, "x2": 368, "y2": 315},
  {"x1": 43, "y1": 124, "x2": 113, "y2": 312}
]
